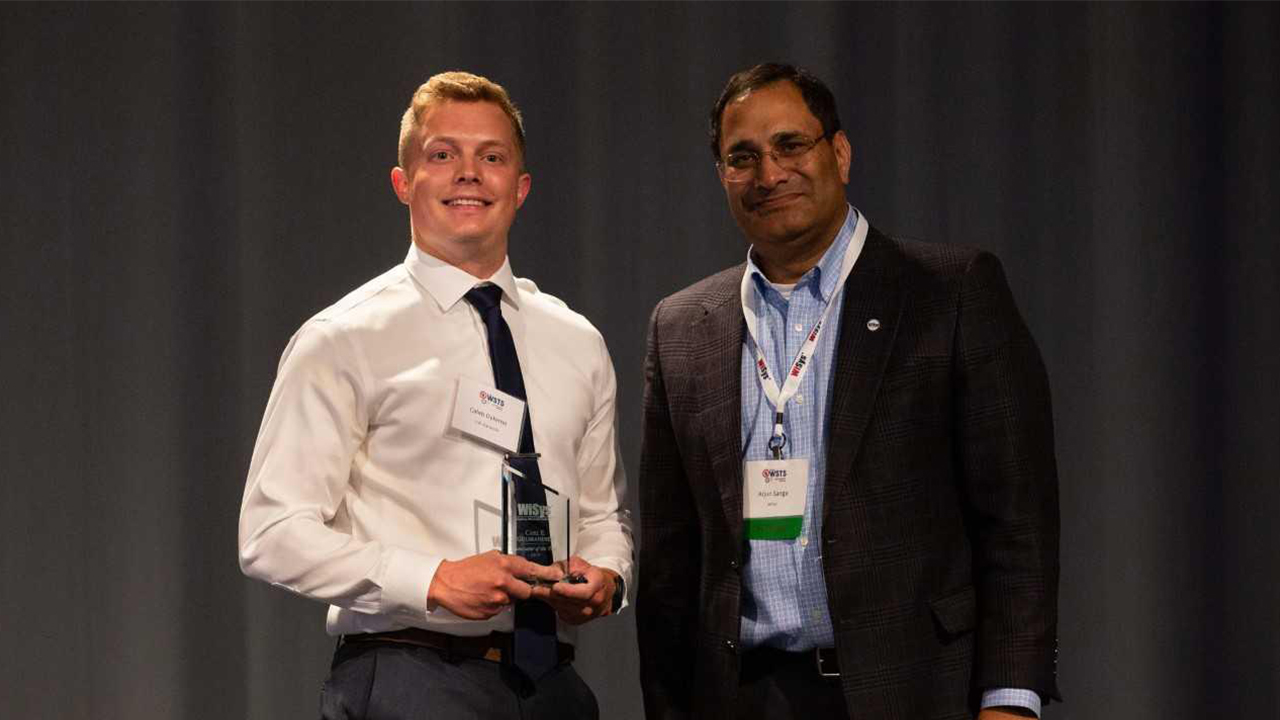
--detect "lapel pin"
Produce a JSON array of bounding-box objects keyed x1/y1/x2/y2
[{"x1": 866, "y1": 318, "x2": 881, "y2": 332}]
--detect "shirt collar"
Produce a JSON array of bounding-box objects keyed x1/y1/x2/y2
[
  {"x1": 403, "y1": 243, "x2": 521, "y2": 313},
  {"x1": 746, "y1": 204, "x2": 858, "y2": 304}
]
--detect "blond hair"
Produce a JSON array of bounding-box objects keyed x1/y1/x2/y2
[{"x1": 397, "y1": 71, "x2": 526, "y2": 169}]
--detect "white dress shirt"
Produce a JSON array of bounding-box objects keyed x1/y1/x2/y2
[{"x1": 238, "y1": 244, "x2": 634, "y2": 642}]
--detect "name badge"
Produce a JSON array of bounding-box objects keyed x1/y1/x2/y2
[
  {"x1": 742, "y1": 458, "x2": 808, "y2": 540},
  {"x1": 450, "y1": 377, "x2": 526, "y2": 453}
]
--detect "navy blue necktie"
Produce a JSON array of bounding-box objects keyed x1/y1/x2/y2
[{"x1": 464, "y1": 284, "x2": 558, "y2": 681}]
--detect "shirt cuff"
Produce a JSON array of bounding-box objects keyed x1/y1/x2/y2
[
  {"x1": 980, "y1": 688, "x2": 1042, "y2": 717},
  {"x1": 380, "y1": 546, "x2": 442, "y2": 623}
]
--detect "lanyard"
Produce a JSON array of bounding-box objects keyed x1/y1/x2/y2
[{"x1": 740, "y1": 212, "x2": 868, "y2": 459}]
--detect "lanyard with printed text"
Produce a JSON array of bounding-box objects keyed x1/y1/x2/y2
[{"x1": 740, "y1": 212, "x2": 868, "y2": 459}]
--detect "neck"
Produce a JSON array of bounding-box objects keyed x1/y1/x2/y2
[
  {"x1": 753, "y1": 232, "x2": 836, "y2": 284},
  {"x1": 412, "y1": 235, "x2": 507, "y2": 279},
  {"x1": 751, "y1": 205, "x2": 849, "y2": 283}
]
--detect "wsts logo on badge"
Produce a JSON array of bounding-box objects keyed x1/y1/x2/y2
[
  {"x1": 761, "y1": 468, "x2": 787, "y2": 484},
  {"x1": 478, "y1": 391, "x2": 506, "y2": 408}
]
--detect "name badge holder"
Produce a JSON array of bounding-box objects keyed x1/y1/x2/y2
[
  {"x1": 740, "y1": 213, "x2": 869, "y2": 541},
  {"x1": 451, "y1": 377, "x2": 526, "y2": 453}
]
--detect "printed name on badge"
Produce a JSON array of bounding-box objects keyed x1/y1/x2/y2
[{"x1": 450, "y1": 377, "x2": 526, "y2": 453}]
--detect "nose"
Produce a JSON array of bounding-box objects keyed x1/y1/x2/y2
[
  {"x1": 454, "y1": 156, "x2": 480, "y2": 184},
  {"x1": 754, "y1": 152, "x2": 789, "y2": 189}
]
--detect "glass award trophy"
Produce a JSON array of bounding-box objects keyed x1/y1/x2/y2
[{"x1": 502, "y1": 453, "x2": 581, "y2": 585}]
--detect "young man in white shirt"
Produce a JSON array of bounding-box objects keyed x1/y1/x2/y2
[{"x1": 238, "y1": 71, "x2": 633, "y2": 720}]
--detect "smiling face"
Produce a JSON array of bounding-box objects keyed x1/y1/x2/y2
[
  {"x1": 717, "y1": 81, "x2": 851, "y2": 260},
  {"x1": 391, "y1": 99, "x2": 531, "y2": 276}
]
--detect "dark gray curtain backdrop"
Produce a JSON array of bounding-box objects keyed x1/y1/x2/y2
[{"x1": 3, "y1": 2, "x2": 1277, "y2": 718}]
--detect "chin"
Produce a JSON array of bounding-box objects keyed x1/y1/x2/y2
[
  {"x1": 749, "y1": 217, "x2": 812, "y2": 245},
  {"x1": 442, "y1": 223, "x2": 493, "y2": 240}
]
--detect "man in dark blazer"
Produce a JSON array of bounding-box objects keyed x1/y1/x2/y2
[{"x1": 636, "y1": 64, "x2": 1061, "y2": 720}]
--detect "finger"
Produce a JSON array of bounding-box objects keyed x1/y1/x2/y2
[
  {"x1": 541, "y1": 597, "x2": 573, "y2": 616},
  {"x1": 542, "y1": 595, "x2": 593, "y2": 618},
  {"x1": 560, "y1": 593, "x2": 586, "y2": 607},
  {"x1": 532, "y1": 562, "x2": 566, "y2": 582},
  {"x1": 551, "y1": 580, "x2": 598, "y2": 600},
  {"x1": 565, "y1": 604, "x2": 598, "y2": 625},
  {"x1": 501, "y1": 575, "x2": 535, "y2": 600},
  {"x1": 507, "y1": 556, "x2": 564, "y2": 583}
]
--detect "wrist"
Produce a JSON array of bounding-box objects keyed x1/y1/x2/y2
[
  {"x1": 426, "y1": 558, "x2": 451, "y2": 611},
  {"x1": 609, "y1": 571, "x2": 626, "y2": 614}
]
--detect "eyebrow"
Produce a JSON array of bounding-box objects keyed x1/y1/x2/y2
[
  {"x1": 475, "y1": 139, "x2": 513, "y2": 154},
  {"x1": 427, "y1": 135, "x2": 512, "y2": 147},
  {"x1": 724, "y1": 130, "x2": 811, "y2": 155},
  {"x1": 421, "y1": 136, "x2": 513, "y2": 153}
]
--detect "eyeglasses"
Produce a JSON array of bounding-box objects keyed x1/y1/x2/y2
[{"x1": 717, "y1": 133, "x2": 831, "y2": 183}]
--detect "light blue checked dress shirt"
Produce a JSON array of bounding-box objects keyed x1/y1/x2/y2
[{"x1": 737, "y1": 205, "x2": 1041, "y2": 717}]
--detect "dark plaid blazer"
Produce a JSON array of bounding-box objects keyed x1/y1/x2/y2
[{"x1": 637, "y1": 227, "x2": 1061, "y2": 720}]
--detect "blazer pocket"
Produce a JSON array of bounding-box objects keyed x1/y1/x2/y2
[{"x1": 928, "y1": 585, "x2": 976, "y2": 639}]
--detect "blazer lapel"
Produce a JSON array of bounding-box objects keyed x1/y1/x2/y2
[
  {"x1": 823, "y1": 229, "x2": 903, "y2": 526},
  {"x1": 691, "y1": 270, "x2": 747, "y2": 540}
]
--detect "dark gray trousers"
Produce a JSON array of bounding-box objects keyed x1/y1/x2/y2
[{"x1": 319, "y1": 640, "x2": 599, "y2": 720}]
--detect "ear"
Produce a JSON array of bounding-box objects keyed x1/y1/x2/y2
[
  {"x1": 832, "y1": 131, "x2": 852, "y2": 184},
  {"x1": 514, "y1": 171, "x2": 532, "y2": 210},
  {"x1": 390, "y1": 166, "x2": 409, "y2": 204}
]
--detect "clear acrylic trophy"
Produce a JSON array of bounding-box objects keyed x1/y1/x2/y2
[{"x1": 501, "y1": 453, "x2": 581, "y2": 585}]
